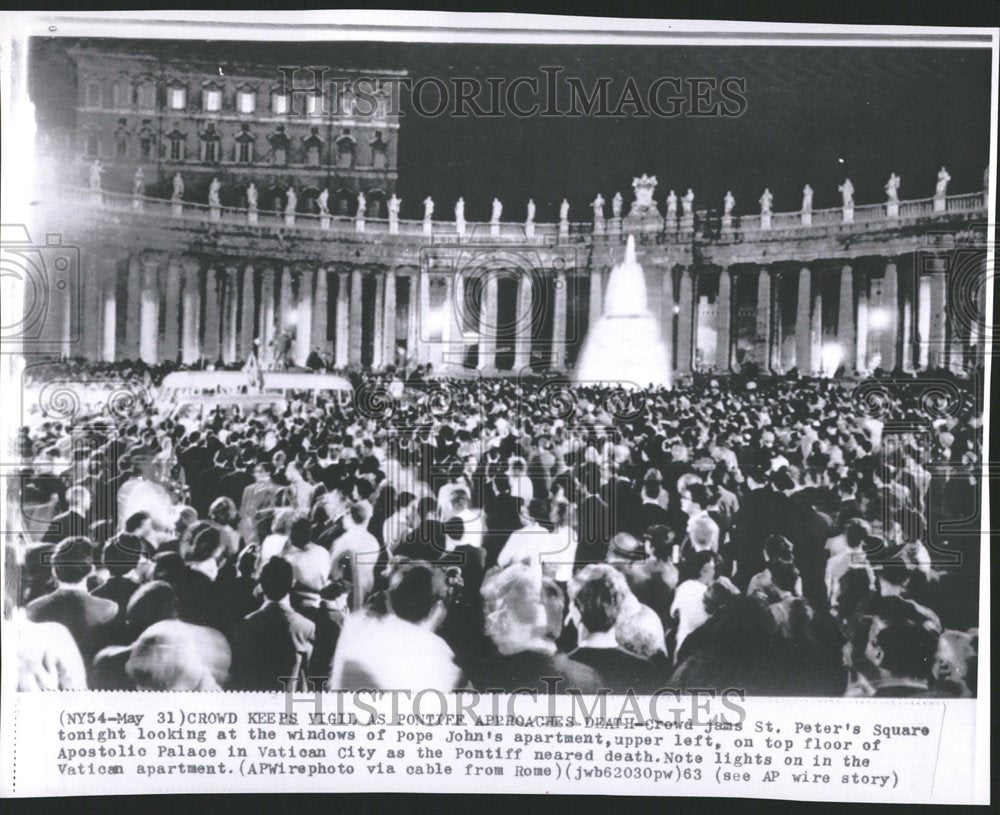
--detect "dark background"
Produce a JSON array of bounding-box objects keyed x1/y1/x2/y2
[{"x1": 28, "y1": 38, "x2": 992, "y2": 222}]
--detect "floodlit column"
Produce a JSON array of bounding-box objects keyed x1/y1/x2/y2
[
  {"x1": 125, "y1": 253, "x2": 142, "y2": 359},
  {"x1": 715, "y1": 269, "x2": 731, "y2": 371},
  {"x1": 101, "y1": 256, "x2": 118, "y2": 362},
  {"x1": 161, "y1": 257, "x2": 182, "y2": 362},
  {"x1": 927, "y1": 259, "x2": 948, "y2": 368},
  {"x1": 181, "y1": 261, "x2": 201, "y2": 364},
  {"x1": 371, "y1": 272, "x2": 385, "y2": 368},
  {"x1": 202, "y1": 266, "x2": 221, "y2": 362},
  {"x1": 335, "y1": 271, "x2": 350, "y2": 368},
  {"x1": 445, "y1": 272, "x2": 465, "y2": 366},
  {"x1": 81, "y1": 255, "x2": 102, "y2": 359},
  {"x1": 478, "y1": 274, "x2": 498, "y2": 370},
  {"x1": 295, "y1": 270, "x2": 313, "y2": 366},
  {"x1": 311, "y1": 270, "x2": 329, "y2": 358},
  {"x1": 837, "y1": 264, "x2": 855, "y2": 372},
  {"x1": 382, "y1": 269, "x2": 396, "y2": 366},
  {"x1": 240, "y1": 265, "x2": 256, "y2": 360},
  {"x1": 552, "y1": 270, "x2": 568, "y2": 369},
  {"x1": 406, "y1": 273, "x2": 420, "y2": 363},
  {"x1": 513, "y1": 273, "x2": 532, "y2": 370},
  {"x1": 811, "y1": 286, "x2": 823, "y2": 375},
  {"x1": 588, "y1": 267, "x2": 603, "y2": 331},
  {"x1": 661, "y1": 268, "x2": 675, "y2": 343},
  {"x1": 349, "y1": 268, "x2": 364, "y2": 366},
  {"x1": 259, "y1": 267, "x2": 275, "y2": 355},
  {"x1": 795, "y1": 267, "x2": 813, "y2": 375},
  {"x1": 676, "y1": 268, "x2": 694, "y2": 374},
  {"x1": 139, "y1": 256, "x2": 159, "y2": 364},
  {"x1": 756, "y1": 268, "x2": 772, "y2": 370},
  {"x1": 880, "y1": 260, "x2": 898, "y2": 371},
  {"x1": 856, "y1": 272, "x2": 869, "y2": 374},
  {"x1": 222, "y1": 266, "x2": 239, "y2": 364},
  {"x1": 279, "y1": 267, "x2": 293, "y2": 332}
]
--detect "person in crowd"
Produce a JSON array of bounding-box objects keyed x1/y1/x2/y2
[
  {"x1": 92, "y1": 533, "x2": 148, "y2": 620},
  {"x1": 239, "y1": 461, "x2": 280, "y2": 545},
  {"x1": 230, "y1": 556, "x2": 316, "y2": 691},
  {"x1": 41, "y1": 485, "x2": 92, "y2": 544}
]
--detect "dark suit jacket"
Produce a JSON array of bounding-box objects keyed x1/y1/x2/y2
[
  {"x1": 26, "y1": 587, "x2": 119, "y2": 667},
  {"x1": 41, "y1": 510, "x2": 89, "y2": 545},
  {"x1": 230, "y1": 602, "x2": 316, "y2": 691}
]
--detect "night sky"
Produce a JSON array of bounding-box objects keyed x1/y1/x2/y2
[{"x1": 29, "y1": 37, "x2": 993, "y2": 222}]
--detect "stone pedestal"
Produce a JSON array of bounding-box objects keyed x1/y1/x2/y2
[
  {"x1": 680, "y1": 214, "x2": 694, "y2": 232},
  {"x1": 456, "y1": 220, "x2": 466, "y2": 239},
  {"x1": 721, "y1": 214, "x2": 732, "y2": 233},
  {"x1": 525, "y1": 223, "x2": 536, "y2": 239},
  {"x1": 559, "y1": 220, "x2": 569, "y2": 239},
  {"x1": 842, "y1": 206, "x2": 854, "y2": 224},
  {"x1": 389, "y1": 216, "x2": 398, "y2": 235},
  {"x1": 760, "y1": 213, "x2": 771, "y2": 231},
  {"x1": 887, "y1": 201, "x2": 899, "y2": 219},
  {"x1": 210, "y1": 205, "x2": 221, "y2": 222},
  {"x1": 490, "y1": 221, "x2": 500, "y2": 237},
  {"x1": 801, "y1": 211, "x2": 812, "y2": 226},
  {"x1": 284, "y1": 212, "x2": 295, "y2": 227},
  {"x1": 593, "y1": 217, "x2": 604, "y2": 234},
  {"x1": 319, "y1": 213, "x2": 330, "y2": 230},
  {"x1": 355, "y1": 216, "x2": 365, "y2": 233},
  {"x1": 610, "y1": 217, "x2": 623, "y2": 235},
  {"x1": 171, "y1": 200, "x2": 183, "y2": 217},
  {"x1": 248, "y1": 209, "x2": 258, "y2": 225},
  {"x1": 423, "y1": 218, "x2": 432, "y2": 237},
  {"x1": 933, "y1": 195, "x2": 946, "y2": 213},
  {"x1": 133, "y1": 197, "x2": 143, "y2": 212}
]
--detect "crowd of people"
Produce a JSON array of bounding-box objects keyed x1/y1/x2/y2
[{"x1": 8, "y1": 361, "x2": 981, "y2": 697}]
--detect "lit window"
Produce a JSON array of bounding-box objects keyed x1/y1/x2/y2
[
  {"x1": 272, "y1": 92, "x2": 289, "y2": 114},
  {"x1": 168, "y1": 86, "x2": 187, "y2": 110},
  {"x1": 203, "y1": 88, "x2": 222, "y2": 112},
  {"x1": 238, "y1": 90, "x2": 256, "y2": 114},
  {"x1": 306, "y1": 92, "x2": 322, "y2": 115}
]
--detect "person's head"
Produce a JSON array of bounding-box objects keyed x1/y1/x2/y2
[
  {"x1": 237, "y1": 547, "x2": 258, "y2": 578},
  {"x1": 102, "y1": 533, "x2": 144, "y2": 578},
  {"x1": 616, "y1": 603, "x2": 666, "y2": 660},
  {"x1": 174, "y1": 505, "x2": 199, "y2": 536},
  {"x1": 644, "y1": 524, "x2": 676, "y2": 561},
  {"x1": 769, "y1": 557, "x2": 799, "y2": 594},
  {"x1": 607, "y1": 532, "x2": 645, "y2": 563},
  {"x1": 288, "y1": 516, "x2": 312, "y2": 549},
  {"x1": 253, "y1": 461, "x2": 274, "y2": 483},
  {"x1": 688, "y1": 515, "x2": 720, "y2": 553},
  {"x1": 443, "y1": 516, "x2": 465, "y2": 546},
  {"x1": 152, "y1": 551, "x2": 185, "y2": 584},
  {"x1": 679, "y1": 549, "x2": 721, "y2": 585},
  {"x1": 844, "y1": 518, "x2": 871, "y2": 550},
  {"x1": 449, "y1": 487, "x2": 470, "y2": 514},
  {"x1": 125, "y1": 511, "x2": 153, "y2": 539},
  {"x1": 521, "y1": 497, "x2": 548, "y2": 528},
  {"x1": 185, "y1": 525, "x2": 222, "y2": 568},
  {"x1": 259, "y1": 556, "x2": 294, "y2": 602},
  {"x1": 208, "y1": 497, "x2": 237, "y2": 527},
  {"x1": 763, "y1": 534, "x2": 794, "y2": 564},
  {"x1": 126, "y1": 580, "x2": 179, "y2": 635},
  {"x1": 66, "y1": 484, "x2": 92, "y2": 513},
  {"x1": 568, "y1": 564, "x2": 631, "y2": 636},
  {"x1": 270, "y1": 508, "x2": 296, "y2": 537},
  {"x1": 52, "y1": 537, "x2": 95, "y2": 585},
  {"x1": 386, "y1": 563, "x2": 448, "y2": 628},
  {"x1": 834, "y1": 565, "x2": 876, "y2": 618},
  {"x1": 481, "y1": 564, "x2": 554, "y2": 655},
  {"x1": 345, "y1": 502, "x2": 369, "y2": 529},
  {"x1": 865, "y1": 615, "x2": 937, "y2": 684},
  {"x1": 416, "y1": 496, "x2": 439, "y2": 522},
  {"x1": 680, "y1": 482, "x2": 711, "y2": 516},
  {"x1": 932, "y1": 629, "x2": 978, "y2": 696}
]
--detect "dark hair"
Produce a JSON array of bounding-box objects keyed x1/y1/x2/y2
[
  {"x1": 102, "y1": 533, "x2": 144, "y2": 577},
  {"x1": 126, "y1": 580, "x2": 179, "y2": 634},
  {"x1": 387, "y1": 564, "x2": 446, "y2": 623},
  {"x1": 52, "y1": 537, "x2": 95, "y2": 584},
  {"x1": 769, "y1": 557, "x2": 799, "y2": 593},
  {"x1": 348, "y1": 503, "x2": 368, "y2": 526},
  {"x1": 354, "y1": 479, "x2": 375, "y2": 501},
  {"x1": 186, "y1": 525, "x2": 222, "y2": 564},
  {"x1": 152, "y1": 551, "x2": 185, "y2": 584},
  {"x1": 763, "y1": 534, "x2": 795, "y2": 562},
  {"x1": 844, "y1": 519, "x2": 870, "y2": 549},
  {"x1": 259, "y1": 556, "x2": 293, "y2": 601},
  {"x1": 875, "y1": 617, "x2": 937, "y2": 681},
  {"x1": 416, "y1": 496, "x2": 438, "y2": 520},
  {"x1": 573, "y1": 574, "x2": 622, "y2": 633},
  {"x1": 208, "y1": 497, "x2": 237, "y2": 525},
  {"x1": 683, "y1": 482, "x2": 711, "y2": 509},
  {"x1": 289, "y1": 516, "x2": 311, "y2": 549},
  {"x1": 255, "y1": 460, "x2": 274, "y2": 476},
  {"x1": 645, "y1": 524, "x2": 675, "y2": 561},
  {"x1": 443, "y1": 516, "x2": 465, "y2": 543},
  {"x1": 396, "y1": 491, "x2": 416, "y2": 513},
  {"x1": 124, "y1": 511, "x2": 151, "y2": 534},
  {"x1": 679, "y1": 549, "x2": 720, "y2": 583}
]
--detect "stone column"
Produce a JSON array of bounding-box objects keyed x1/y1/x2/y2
[
  {"x1": 162, "y1": 257, "x2": 182, "y2": 362},
  {"x1": 756, "y1": 268, "x2": 772, "y2": 370},
  {"x1": 406, "y1": 273, "x2": 420, "y2": 364},
  {"x1": 81, "y1": 255, "x2": 102, "y2": 360},
  {"x1": 588, "y1": 267, "x2": 604, "y2": 331},
  {"x1": 259, "y1": 267, "x2": 276, "y2": 355},
  {"x1": 661, "y1": 268, "x2": 675, "y2": 341},
  {"x1": 811, "y1": 286, "x2": 823, "y2": 374},
  {"x1": 295, "y1": 270, "x2": 313, "y2": 366},
  {"x1": 139, "y1": 256, "x2": 159, "y2": 364},
  {"x1": 856, "y1": 272, "x2": 869, "y2": 374},
  {"x1": 125, "y1": 253, "x2": 142, "y2": 359},
  {"x1": 279, "y1": 267, "x2": 294, "y2": 335},
  {"x1": 335, "y1": 271, "x2": 350, "y2": 368},
  {"x1": 181, "y1": 261, "x2": 201, "y2": 364},
  {"x1": 837, "y1": 264, "x2": 855, "y2": 372},
  {"x1": 715, "y1": 269, "x2": 731, "y2": 372},
  {"x1": 240, "y1": 265, "x2": 256, "y2": 361},
  {"x1": 478, "y1": 274, "x2": 498, "y2": 370},
  {"x1": 311, "y1": 270, "x2": 329, "y2": 358},
  {"x1": 512, "y1": 273, "x2": 532, "y2": 370},
  {"x1": 676, "y1": 268, "x2": 694, "y2": 374},
  {"x1": 371, "y1": 272, "x2": 385, "y2": 368},
  {"x1": 202, "y1": 267, "x2": 221, "y2": 362},
  {"x1": 101, "y1": 256, "x2": 118, "y2": 362},
  {"x1": 445, "y1": 272, "x2": 464, "y2": 365},
  {"x1": 552, "y1": 270, "x2": 568, "y2": 369},
  {"x1": 349, "y1": 268, "x2": 364, "y2": 366},
  {"x1": 222, "y1": 266, "x2": 239, "y2": 364},
  {"x1": 381, "y1": 270, "x2": 396, "y2": 366},
  {"x1": 927, "y1": 259, "x2": 948, "y2": 368},
  {"x1": 795, "y1": 267, "x2": 813, "y2": 374},
  {"x1": 880, "y1": 260, "x2": 898, "y2": 371}
]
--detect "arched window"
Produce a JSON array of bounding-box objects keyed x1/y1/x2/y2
[
  {"x1": 336, "y1": 133, "x2": 355, "y2": 169},
  {"x1": 235, "y1": 124, "x2": 255, "y2": 164},
  {"x1": 271, "y1": 89, "x2": 289, "y2": 115},
  {"x1": 166, "y1": 124, "x2": 186, "y2": 161},
  {"x1": 304, "y1": 128, "x2": 324, "y2": 166},
  {"x1": 167, "y1": 82, "x2": 187, "y2": 111},
  {"x1": 269, "y1": 126, "x2": 290, "y2": 166},
  {"x1": 237, "y1": 84, "x2": 256, "y2": 114},
  {"x1": 137, "y1": 121, "x2": 156, "y2": 160},
  {"x1": 137, "y1": 80, "x2": 156, "y2": 110},
  {"x1": 370, "y1": 131, "x2": 388, "y2": 170},
  {"x1": 202, "y1": 82, "x2": 223, "y2": 113},
  {"x1": 113, "y1": 79, "x2": 131, "y2": 108},
  {"x1": 200, "y1": 124, "x2": 221, "y2": 163}
]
